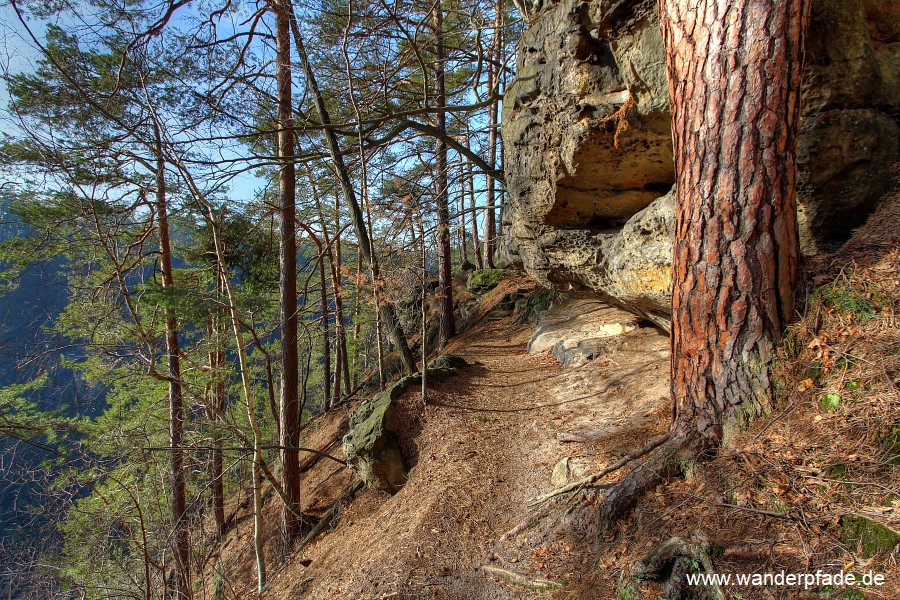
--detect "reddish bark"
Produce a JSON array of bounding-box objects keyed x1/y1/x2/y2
[
  {"x1": 661, "y1": 0, "x2": 809, "y2": 450},
  {"x1": 594, "y1": 0, "x2": 810, "y2": 536}
]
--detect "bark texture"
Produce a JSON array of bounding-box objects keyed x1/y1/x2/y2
[
  {"x1": 590, "y1": 0, "x2": 810, "y2": 538},
  {"x1": 501, "y1": 0, "x2": 897, "y2": 312},
  {"x1": 661, "y1": 0, "x2": 808, "y2": 449},
  {"x1": 273, "y1": 0, "x2": 302, "y2": 548},
  {"x1": 433, "y1": 3, "x2": 456, "y2": 346}
]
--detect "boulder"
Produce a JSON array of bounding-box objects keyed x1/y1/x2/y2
[
  {"x1": 466, "y1": 269, "x2": 512, "y2": 294},
  {"x1": 343, "y1": 355, "x2": 470, "y2": 491},
  {"x1": 342, "y1": 379, "x2": 410, "y2": 492},
  {"x1": 501, "y1": 0, "x2": 900, "y2": 314}
]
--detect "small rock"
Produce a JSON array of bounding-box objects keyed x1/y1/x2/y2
[{"x1": 551, "y1": 457, "x2": 572, "y2": 487}]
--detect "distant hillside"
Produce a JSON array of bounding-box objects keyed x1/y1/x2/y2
[{"x1": 0, "y1": 198, "x2": 77, "y2": 541}]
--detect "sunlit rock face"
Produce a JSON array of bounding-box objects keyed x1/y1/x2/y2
[{"x1": 501, "y1": 0, "x2": 899, "y2": 318}]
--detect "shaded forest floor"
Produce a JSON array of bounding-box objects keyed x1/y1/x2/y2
[{"x1": 201, "y1": 172, "x2": 900, "y2": 600}]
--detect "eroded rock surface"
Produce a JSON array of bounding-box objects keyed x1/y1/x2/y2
[
  {"x1": 528, "y1": 297, "x2": 644, "y2": 365},
  {"x1": 502, "y1": 0, "x2": 900, "y2": 316},
  {"x1": 343, "y1": 355, "x2": 470, "y2": 491}
]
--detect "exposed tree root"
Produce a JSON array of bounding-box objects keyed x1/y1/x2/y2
[
  {"x1": 481, "y1": 565, "x2": 561, "y2": 590},
  {"x1": 503, "y1": 485, "x2": 586, "y2": 540},
  {"x1": 594, "y1": 436, "x2": 688, "y2": 538},
  {"x1": 530, "y1": 432, "x2": 672, "y2": 507}
]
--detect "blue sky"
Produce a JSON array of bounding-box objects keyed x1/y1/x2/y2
[{"x1": 0, "y1": 1, "x2": 267, "y2": 203}]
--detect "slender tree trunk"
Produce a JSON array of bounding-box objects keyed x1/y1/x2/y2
[
  {"x1": 483, "y1": 2, "x2": 502, "y2": 269},
  {"x1": 418, "y1": 213, "x2": 428, "y2": 404},
  {"x1": 290, "y1": 13, "x2": 417, "y2": 374},
  {"x1": 459, "y1": 158, "x2": 468, "y2": 263},
  {"x1": 153, "y1": 130, "x2": 191, "y2": 600},
  {"x1": 466, "y1": 135, "x2": 484, "y2": 270},
  {"x1": 334, "y1": 189, "x2": 352, "y2": 398},
  {"x1": 273, "y1": 0, "x2": 302, "y2": 550},
  {"x1": 208, "y1": 270, "x2": 227, "y2": 538},
  {"x1": 433, "y1": 2, "x2": 456, "y2": 347},
  {"x1": 305, "y1": 172, "x2": 332, "y2": 409},
  {"x1": 353, "y1": 247, "x2": 363, "y2": 389},
  {"x1": 332, "y1": 191, "x2": 347, "y2": 406},
  {"x1": 662, "y1": 0, "x2": 807, "y2": 451},
  {"x1": 210, "y1": 222, "x2": 267, "y2": 594}
]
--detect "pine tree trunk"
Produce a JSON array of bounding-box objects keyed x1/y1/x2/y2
[
  {"x1": 433, "y1": 3, "x2": 456, "y2": 347},
  {"x1": 291, "y1": 13, "x2": 418, "y2": 374},
  {"x1": 483, "y1": 2, "x2": 502, "y2": 269},
  {"x1": 661, "y1": 0, "x2": 808, "y2": 451},
  {"x1": 273, "y1": 0, "x2": 302, "y2": 549},
  {"x1": 591, "y1": 0, "x2": 810, "y2": 538},
  {"x1": 332, "y1": 197, "x2": 343, "y2": 409},
  {"x1": 209, "y1": 270, "x2": 226, "y2": 538},
  {"x1": 466, "y1": 137, "x2": 484, "y2": 270},
  {"x1": 155, "y1": 141, "x2": 191, "y2": 600},
  {"x1": 459, "y1": 160, "x2": 468, "y2": 263},
  {"x1": 306, "y1": 172, "x2": 332, "y2": 409}
]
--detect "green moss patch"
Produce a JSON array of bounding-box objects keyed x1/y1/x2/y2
[
  {"x1": 466, "y1": 269, "x2": 512, "y2": 294},
  {"x1": 840, "y1": 514, "x2": 900, "y2": 557}
]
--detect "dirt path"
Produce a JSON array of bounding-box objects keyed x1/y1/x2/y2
[{"x1": 261, "y1": 281, "x2": 671, "y2": 599}]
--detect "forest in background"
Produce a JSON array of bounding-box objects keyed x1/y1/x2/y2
[{"x1": 0, "y1": 0, "x2": 517, "y2": 596}]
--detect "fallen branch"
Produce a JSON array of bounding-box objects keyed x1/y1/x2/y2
[
  {"x1": 481, "y1": 565, "x2": 560, "y2": 590},
  {"x1": 298, "y1": 440, "x2": 341, "y2": 474},
  {"x1": 530, "y1": 432, "x2": 671, "y2": 507},
  {"x1": 293, "y1": 479, "x2": 364, "y2": 554},
  {"x1": 715, "y1": 502, "x2": 797, "y2": 521}
]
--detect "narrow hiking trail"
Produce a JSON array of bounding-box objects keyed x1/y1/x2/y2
[{"x1": 229, "y1": 278, "x2": 672, "y2": 599}]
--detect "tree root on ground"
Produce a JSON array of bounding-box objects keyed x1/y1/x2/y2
[
  {"x1": 481, "y1": 565, "x2": 561, "y2": 590},
  {"x1": 521, "y1": 431, "x2": 706, "y2": 545},
  {"x1": 594, "y1": 437, "x2": 688, "y2": 538},
  {"x1": 530, "y1": 432, "x2": 672, "y2": 507}
]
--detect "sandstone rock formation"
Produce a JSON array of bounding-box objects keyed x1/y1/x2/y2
[
  {"x1": 343, "y1": 355, "x2": 469, "y2": 491},
  {"x1": 501, "y1": 0, "x2": 899, "y2": 318}
]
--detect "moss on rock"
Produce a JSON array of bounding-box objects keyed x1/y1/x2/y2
[
  {"x1": 840, "y1": 514, "x2": 900, "y2": 557},
  {"x1": 343, "y1": 356, "x2": 469, "y2": 491},
  {"x1": 466, "y1": 269, "x2": 512, "y2": 294}
]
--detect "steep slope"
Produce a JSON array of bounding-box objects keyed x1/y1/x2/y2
[{"x1": 204, "y1": 276, "x2": 671, "y2": 599}]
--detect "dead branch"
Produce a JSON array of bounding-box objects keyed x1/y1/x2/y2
[
  {"x1": 481, "y1": 565, "x2": 560, "y2": 590},
  {"x1": 293, "y1": 479, "x2": 364, "y2": 555},
  {"x1": 530, "y1": 432, "x2": 671, "y2": 507}
]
